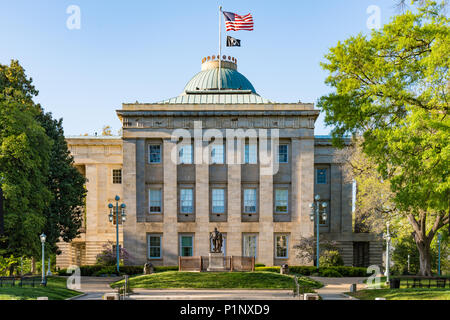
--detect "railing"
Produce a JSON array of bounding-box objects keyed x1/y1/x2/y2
[{"x1": 179, "y1": 256, "x2": 255, "y2": 272}]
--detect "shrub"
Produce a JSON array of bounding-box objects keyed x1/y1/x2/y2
[
  {"x1": 254, "y1": 267, "x2": 280, "y2": 273},
  {"x1": 154, "y1": 266, "x2": 179, "y2": 272},
  {"x1": 255, "y1": 263, "x2": 266, "y2": 267},
  {"x1": 57, "y1": 265, "x2": 179, "y2": 276},
  {"x1": 96, "y1": 241, "x2": 133, "y2": 266},
  {"x1": 319, "y1": 269, "x2": 342, "y2": 277},
  {"x1": 319, "y1": 250, "x2": 344, "y2": 267}
]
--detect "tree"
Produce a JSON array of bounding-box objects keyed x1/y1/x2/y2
[
  {"x1": 36, "y1": 111, "x2": 86, "y2": 254},
  {"x1": 0, "y1": 62, "x2": 51, "y2": 259},
  {"x1": 336, "y1": 138, "x2": 398, "y2": 233},
  {"x1": 318, "y1": 1, "x2": 449, "y2": 275},
  {"x1": 0, "y1": 60, "x2": 86, "y2": 263},
  {"x1": 293, "y1": 236, "x2": 340, "y2": 265},
  {"x1": 102, "y1": 125, "x2": 112, "y2": 136}
]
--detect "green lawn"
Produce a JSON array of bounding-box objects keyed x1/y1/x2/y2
[
  {"x1": 0, "y1": 276, "x2": 81, "y2": 300},
  {"x1": 347, "y1": 288, "x2": 450, "y2": 300},
  {"x1": 111, "y1": 271, "x2": 322, "y2": 291}
]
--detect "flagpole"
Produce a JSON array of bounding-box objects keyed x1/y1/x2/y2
[{"x1": 219, "y1": 5, "x2": 222, "y2": 91}]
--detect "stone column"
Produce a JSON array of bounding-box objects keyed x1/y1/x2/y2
[
  {"x1": 195, "y1": 141, "x2": 209, "y2": 256},
  {"x1": 226, "y1": 138, "x2": 242, "y2": 256},
  {"x1": 330, "y1": 164, "x2": 342, "y2": 233},
  {"x1": 291, "y1": 138, "x2": 315, "y2": 265},
  {"x1": 85, "y1": 164, "x2": 98, "y2": 242},
  {"x1": 258, "y1": 137, "x2": 274, "y2": 266},
  {"x1": 341, "y1": 166, "x2": 353, "y2": 233},
  {"x1": 122, "y1": 139, "x2": 139, "y2": 264},
  {"x1": 162, "y1": 139, "x2": 178, "y2": 265}
]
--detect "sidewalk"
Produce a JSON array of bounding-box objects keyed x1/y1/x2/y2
[
  {"x1": 310, "y1": 277, "x2": 367, "y2": 300},
  {"x1": 129, "y1": 289, "x2": 300, "y2": 300},
  {"x1": 71, "y1": 276, "x2": 122, "y2": 300}
]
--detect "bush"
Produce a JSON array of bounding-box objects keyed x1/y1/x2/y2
[
  {"x1": 254, "y1": 263, "x2": 266, "y2": 267},
  {"x1": 319, "y1": 250, "x2": 344, "y2": 267},
  {"x1": 254, "y1": 267, "x2": 280, "y2": 273},
  {"x1": 57, "y1": 265, "x2": 179, "y2": 276},
  {"x1": 319, "y1": 269, "x2": 343, "y2": 277},
  {"x1": 154, "y1": 266, "x2": 179, "y2": 272},
  {"x1": 288, "y1": 266, "x2": 367, "y2": 277}
]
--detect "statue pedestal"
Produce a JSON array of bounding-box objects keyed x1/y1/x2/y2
[{"x1": 207, "y1": 252, "x2": 226, "y2": 272}]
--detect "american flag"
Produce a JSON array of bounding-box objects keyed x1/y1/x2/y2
[{"x1": 223, "y1": 11, "x2": 254, "y2": 31}]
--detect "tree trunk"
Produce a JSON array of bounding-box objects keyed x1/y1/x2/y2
[
  {"x1": 416, "y1": 240, "x2": 432, "y2": 276},
  {"x1": 31, "y1": 257, "x2": 36, "y2": 274}
]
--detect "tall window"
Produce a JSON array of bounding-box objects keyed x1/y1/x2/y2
[
  {"x1": 316, "y1": 168, "x2": 327, "y2": 184},
  {"x1": 275, "y1": 189, "x2": 288, "y2": 213},
  {"x1": 210, "y1": 144, "x2": 225, "y2": 164},
  {"x1": 149, "y1": 189, "x2": 162, "y2": 213},
  {"x1": 278, "y1": 144, "x2": 289, "y2": 163},
  {"x1": 112, "y1": 169, "x2": 122, "y2": 184},
  {"x1": 180, "y1": 235, "x2": 193, "y2": 257},
  {"x1": 243, "y1": 234, "x2": 258, "y2": 258},
  {"x1": 275, "y1": 235, "x2": 289, "y2": 259},
  {"x1": 244, "y1": 143, "x2": 257, "y2": 164},
  {"x1": 148, "y1": 235, "x2": 162, "y2": 259},
  {"x1": 211, "y1": 188, "x2": 225, "y2": 214},
  {"x1": 180, "y1": 188, "x2": 194, "y2": 214},
  {"x1": 243, "y1": 189, "x2": 257, "y2": 213},
  {"x1": 149, "y1": 145, "x2": 161, "y2": 164},
  {"x1": 179, "y1": 144, "x2": 193, "y2": 164}
]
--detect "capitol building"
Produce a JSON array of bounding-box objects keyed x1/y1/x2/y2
[{"x1": 56, "y1": 56, "x2": 382, "y2": 268}]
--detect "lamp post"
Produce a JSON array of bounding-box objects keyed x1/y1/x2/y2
[
  {"x1": 40, "y1": 233, "x2": 47, "y2": 286},
  {"x1": 437, "y1": 233, "x2": 442, "y2": 276},
  {"x1": 383, "y1": 223, "x2": 391, "y2": 284},
  {"x1": 108, "y1": 195, "x2": 126, "y2": 274},
  {"x1": 309, "y1": 194, "x2": 328, "y2": 269}
]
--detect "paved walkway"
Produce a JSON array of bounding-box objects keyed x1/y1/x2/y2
[
  {"x1": 129, "y1": 289, "x2": 301, "y2": 300},
  {"x1": 311, "y1": 277, "x2": 367, "y2": 300},
  {"x1": 71, "y1": 276, "x2": 368, "y2": 300},
  {"x1": 71, "y1": 276, "x2": 121, "y2": 300}
]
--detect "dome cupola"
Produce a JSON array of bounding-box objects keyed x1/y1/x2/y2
[{"x1": 183, "y1": 55, "x2": 256, "y2": 94}]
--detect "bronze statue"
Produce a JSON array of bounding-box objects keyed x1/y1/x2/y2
[{"x1": 210, "y1": 227, "x2": 223, "y2": 253}]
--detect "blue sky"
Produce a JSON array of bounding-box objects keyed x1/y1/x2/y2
[{"x1": 0, "y1": 0, "x2": 399, "y2": 136}]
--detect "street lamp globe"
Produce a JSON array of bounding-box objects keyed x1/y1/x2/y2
[
  {"x1": 115, "y1": 195, "x2": 120, "y2": 201},
  {"x1": 314, "y1": 194, "x2": 321, "y2": 201},
  {"x1": 40, "y1": 233, "x2": 46, "y2": 243}
]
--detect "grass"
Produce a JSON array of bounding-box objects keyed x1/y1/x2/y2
[
  {"x1": 348, "y1": 276, "x2": 450, "y2": 300},
  {"x1": 111, "y1": 271, "x2": 322, "y2": 291},
  {"x1": 347, "y1": 288, "x2": 450, "y2": 300},
  {"x1": 0, "y1": 276, "x2": 81, "y2": 300}
]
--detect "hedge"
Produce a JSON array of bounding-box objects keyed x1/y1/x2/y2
[
  {"x1": 256, "y1": 266, "x2": 367, "y2": 277},
  {"x1": 57, "y1": 265, "x2": 366, "y2": 277},
  {"x1": 57, "y1": 265, "x2": 178, "y2": 276}
]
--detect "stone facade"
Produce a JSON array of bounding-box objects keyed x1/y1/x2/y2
[{"x1": 56, "y1": 57, "x2": 382, "y2": 269}]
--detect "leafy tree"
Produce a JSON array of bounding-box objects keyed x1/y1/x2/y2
[
  {"x1": 102, "y1": 125, "x2": 112, "y2": 136},
  {"x1": 337, "y1": 138, "x2": 398, "y2": 233},
  {"x1": 293, "y1": 236, "x2": 340, "y2": 265},
  {"x1": 0, "y1": 60, "x2": 86, "y2": 264},
  {"x1": 318, "y1": 1, "x2": 449, "y2": 275},
  {"x1": 96, "y1": 241, "x2": 132, "y2": 266},
  {"x1": 36, "y1": 112, "x2": 86, "y2": 254},
  {"x1": 0, "y1": 62, "x2": 51, "y2": 259}
]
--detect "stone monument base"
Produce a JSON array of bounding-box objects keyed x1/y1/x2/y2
[{"x1": 207, "y1": 252, "x2": 226, "y2": 272}]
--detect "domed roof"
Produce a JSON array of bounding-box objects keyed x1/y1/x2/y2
[{"x1": 183, "y1": 57, "x2": 256, "y2": 94}]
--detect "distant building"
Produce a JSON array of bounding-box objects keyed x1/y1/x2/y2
[{"x1": 57, "y1": 56, "x2": 382, "y2": 268}]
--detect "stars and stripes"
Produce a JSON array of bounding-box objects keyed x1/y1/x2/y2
[{"x1": 223, "y1": 11, "x2": 254, "y2": 31}]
